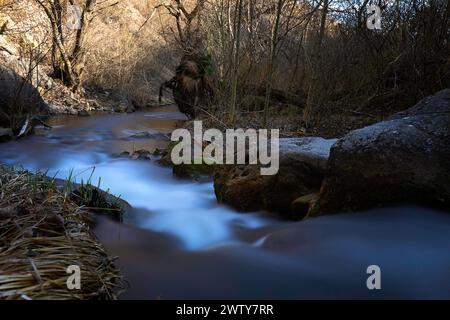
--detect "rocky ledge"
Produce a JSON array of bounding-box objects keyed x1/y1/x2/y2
[
  {"x1": 213, "y1": 89, "x2": 450, "y2": 219},
  {"x1": 310, "y1": 89, "x2": 450, "y2": 216}
]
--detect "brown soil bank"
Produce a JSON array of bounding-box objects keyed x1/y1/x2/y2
[{"x1": 0, "y1": 166, "x2": 123, "y2": 299}]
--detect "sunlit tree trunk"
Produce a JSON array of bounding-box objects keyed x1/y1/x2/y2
[{"x1": 36, "y1": 0, "x2": 77, "y2": 88}]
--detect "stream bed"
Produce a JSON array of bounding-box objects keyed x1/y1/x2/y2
[{"x1": 0, "y1": 106, "x2": 449, "y2": 299}]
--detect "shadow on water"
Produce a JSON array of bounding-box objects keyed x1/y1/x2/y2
[{"x1": 1, "y1": 106, "x2": 449, "y2": 299}]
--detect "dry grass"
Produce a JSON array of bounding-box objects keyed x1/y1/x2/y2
[{"x1": 0, "y1": 166, "x2": 124, "y2": 300}]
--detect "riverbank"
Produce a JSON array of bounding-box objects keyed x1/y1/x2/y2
[{"x1": 0, "y1": 165, "x2": 124, "y2": 299}]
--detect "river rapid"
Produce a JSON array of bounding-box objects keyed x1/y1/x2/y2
[{"x1": 0, "y1": 106, "x2": 449, "y2": 299}]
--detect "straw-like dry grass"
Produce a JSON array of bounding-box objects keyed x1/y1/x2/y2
[{"x1": 0, "y1": 166, "x2": 124, "y2": 300}]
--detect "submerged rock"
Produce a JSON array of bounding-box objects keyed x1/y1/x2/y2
[
  {"x1": 214, "y1": 137, "x2": 337, "y2": 219},
  {"x1": 127, "y1": 131, "x2": 169, "y2": 141},
  {"x1": 311, "y1": 89, "x2": 450, "y2": 216},
  {"x1": 112, "y1": 151, "x2": 130, "y2": 158},
  {"x1": 112, "y1": 150, "x2": 152, "y2": 160},
  {"x1": 77, "y1": 110, "x2": 91, "y2": 117},
  {"x1": 131, "y1": 149, "x2": 152, "y2": 160}
]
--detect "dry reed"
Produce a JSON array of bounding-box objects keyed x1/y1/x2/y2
[{"x1": 0, "y1": 166, "x2": 124, "y2": 300}]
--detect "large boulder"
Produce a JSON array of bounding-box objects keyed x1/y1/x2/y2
[
  {"x1": 0, "y1": 65, "x2": 49, "y2": 134},
  {"x1": 214, "y1": 137, "x2": 337, "y2": 219},
  {"x1": 311, "y1": 89, "x2": 450, "y2": 215}
]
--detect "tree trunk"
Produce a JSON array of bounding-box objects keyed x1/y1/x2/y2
[
  {"x1": 263, "y1": 0, "x2": 283, "y2": 126},
  {"x1": 71, "y1": 0, "x2": 96, "y2": 63},
  {"x1": 228, "y1": 0, "x2": 243, "y2": 123},
  {"x1": 36, "y1": 1, "x2": 77, "y2": 88},
  {"x1": 304, "y1": 0, "x2": 328, "y2": 127}
]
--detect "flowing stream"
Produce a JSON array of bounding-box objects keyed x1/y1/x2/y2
[{"x1": 1, "y1": 106, "x2": 449, "y2": 299}]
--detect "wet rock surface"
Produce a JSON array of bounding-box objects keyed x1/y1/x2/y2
[
  {"x1": 113, "y1": 150, "x2": 153, "y2": 160},
  {"x1": 214, "y1": 137, "x2": 337, "y2": 219},
  {"x1": 312, "y1": 89, "x2": 450, "y2": 215}
]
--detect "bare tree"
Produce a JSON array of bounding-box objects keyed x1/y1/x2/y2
[
  {"x1": 156, "y1": 0, "x2": 206, "y2": 55},
  {"x1": 228, "y1": 0, "x2": 243, "y2": 122},
  {"x1": 263, "y1": 0, "x2": 284, "y2": 126},
  {"x1": 303, "y1": 0, "x2": 329, "y2": 126},
  {"x1": 34, "y1": 0, "x2": 115, "y2": 91}
]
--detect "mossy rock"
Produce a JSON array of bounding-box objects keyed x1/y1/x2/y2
[
  {"x1": 173, "y1": 157, "x2": 215, "y2": 180},
  {"x1": 156, "y1": 141, "x2": 180, "y2": 166},
  {"x1": 156, "y1": 141, "x2": 215, "y2": 180},
  {"x1": 292, "y1": 193, "x2": 319, "y2": 219}
]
